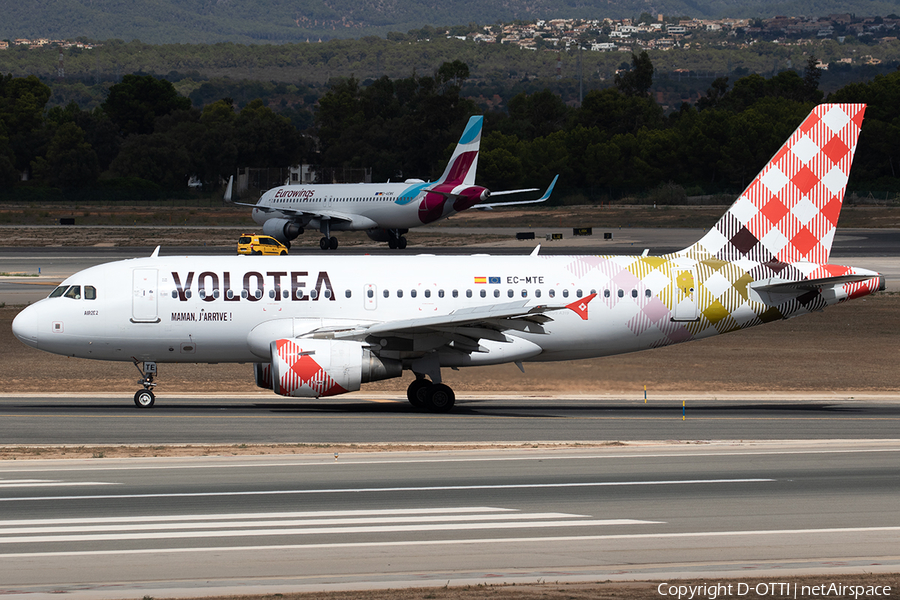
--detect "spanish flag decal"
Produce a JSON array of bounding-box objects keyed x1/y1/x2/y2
[{"x1": 474, "y1": 277, "x2": 487, "y2": 284}]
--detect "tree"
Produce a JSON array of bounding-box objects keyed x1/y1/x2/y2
[
  {"x1": 614, "y1": 51, "x2": 654, "y2": 97},
  {"x1": 40, "y1": 122, "x2": 99, "y2": 188},
  {"x1": 102, "y1": 74, "x2": 191, "y2": 137}
]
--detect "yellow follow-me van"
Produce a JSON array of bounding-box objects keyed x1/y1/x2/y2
[{"x1": 236, "y1": 234, "x2": 288, "y2": 256}]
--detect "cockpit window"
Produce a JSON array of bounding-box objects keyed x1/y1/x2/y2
[
  {"x1": 49, "y1": 286, "x2": 68, "y2": 298},
  {"x1": 84, "y1": 286, "x2": 96, "y2": 300},
  {"x1": 63, "y1": 285, "x2": 82, "y2": 299}
]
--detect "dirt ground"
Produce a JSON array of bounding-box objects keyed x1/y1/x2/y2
[{"x1": 3, "y1": 293, "x2": 897, "y2": 399}]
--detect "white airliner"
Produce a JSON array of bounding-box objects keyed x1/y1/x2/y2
[
  {"x1": 12, "y1": 104, "x2": 882, "y2": 412},
  {"x1": 232, "y1": 115, "x2": 557, "y2": 250}
]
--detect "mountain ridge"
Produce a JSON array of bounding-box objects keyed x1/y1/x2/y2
[{"x1": 3, "y1": 0, "x2": 898, "y2": 44}]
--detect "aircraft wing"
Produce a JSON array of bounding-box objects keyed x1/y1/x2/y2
[
  {"x1": 299, "y1": 295, "x2": 594, "y2": 358},
  {"x1": 477, "y1": 175, "x2": 558, "y2": 210}
]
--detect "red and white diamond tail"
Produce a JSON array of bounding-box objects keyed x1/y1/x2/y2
[{"x1": 684, "y1": 103, "x2": 866, "y2": 264}]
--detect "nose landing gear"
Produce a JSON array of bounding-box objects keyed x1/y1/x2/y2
[{"x1": 132, "y1": 359, "x2": 158, "y2": 408}]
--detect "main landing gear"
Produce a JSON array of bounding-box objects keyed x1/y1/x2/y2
[
  {"x1": 319, "y1": 219, "x2": 339, "y2": 250},
  {"x1": 132, "y1": 359, "x2": 157, "y2": 408},
  {"x1": 387, "y1": 229, "x2": 408, "y2": 250},
  {"x1": 406, "y1": 378, "x2": 455, "y2": 413}
]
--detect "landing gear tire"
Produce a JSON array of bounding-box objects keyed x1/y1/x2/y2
[
  {"x1": 407, "y1": 379, "x2": 431, "y2": 408},
  {"x1": 388, "y1": 237, "x2": 398, "y2": 249},
  {"x1": 424, "y1": 383, "x2": 455, "y2": 413},
  {"x1": 397, "y1": 236, "x2": 407, "y2": 250},
  {"x1": 134, "y1": 389, "x2": 155, "y2": 408},
  {"x1": 319, "y1": 237, "x2": 329, "y2": 250},
  {"x1": 329, "y1": 236, "x2": 338, "y2": 250}
]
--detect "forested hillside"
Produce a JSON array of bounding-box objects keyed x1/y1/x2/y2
[
  {"x1": 2, "y1": 57, "x2": 898, "y2": 206},
  {"x1": 3, "y1": 0, "x2": 899, "y2": 43}
]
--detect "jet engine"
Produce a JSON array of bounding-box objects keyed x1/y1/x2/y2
[
  {"x1": 262, "y1": 218, "x2": 304, "y2": 245},
  {"x1": 260, "y1": 339, "x2": 401, "y2": 398}
]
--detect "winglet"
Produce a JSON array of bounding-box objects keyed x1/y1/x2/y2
[
  {"x1": 566, "y1": 292, "x2": 596, "y2": 321},
  {"x1": 150, "y1": 246, "x2": 160, "y2": 258}
]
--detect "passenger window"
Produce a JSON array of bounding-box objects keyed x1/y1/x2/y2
[
  {"x1": 493, "y1": 289, "x2": 500, "y2": 298},
  {"x1": 562, "y1": 289, "x2": 569, "y2": 298},
  {"x1": 521, "y1": 289, "x2": 527, "y2": 297},
  {"x1": 383, "y1": 289, "x2": 389, "y2": 298},
  {"x1": 618, "y1": 289, "x2": 624, "y2": 298},
  {"x1": 645, "y1": 289, "x2": 652, "y2": 297},
  {"x1": 480, "y1": 289, "x2": 486, "y2": 298},
  {"x1": 227, "y1": 289, "x2": 235, "y2": 299},
  {"x1": 367, "y1": 289, "x2": 374, "y2": 298},
  {"x1": 632, "y1": 289, "x2": 638, "y2": 298},
  {"x1": 64, "y1": 285, "x2": 81, "y2": 299},
  {"x1": 604, "y1": 290, "x2": 611, "y2": 298},
  {"x1": 345, "y1": 290, "x2": 352, "y2": 298},
  {"x1": 411, "y1": 289, "x2": 417, "y2": 298},
  {"x1": 466, "y1": 290, "x2": 472, "y2": 298},
  {"x1": 324, "y1": 289, "x2": 332, "y2": 299},
  {"x1": 507, "y1": 289, "x2": 514, "y2": 298},
  {"x1": 268, "y1": 290, "x2": 276, "y2": 299},
  {"x1": 438, "y1": 289, "x2": 445, "y2": 298},
  {"x1": 84, "y1": 286, "x2": 96, "y2": 300},
  {"x1": 576, "y1": 289, "x2": 583, "y2": 298},
  {"x1": 549, "y1": 289, "x2": 555, "y2": 298},
  {"x1": 424, "y1": 289, "x2": 431, "y2": 298},
  {"x1": 535, "y1": 289, "x2": 541, "y2": 298},
  {"x1": 310, "y1": 289, "x2": 318, "y2": 300},
  {"x1": 171, "y1": 290, "x2": 178, "y2": 299},
  {"x1": 397, "y1": 290, "x2": 403, "y2": 298},
  {"x1": 452, "y1": 290, "x2": 458, "y2": 298}
]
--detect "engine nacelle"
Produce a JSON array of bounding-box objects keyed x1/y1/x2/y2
[
  {"x1": 268, "y1": 338, "x2": 401, "y2": 398},
  {"x1": 262, "y1": 218, "x2": 304, "y2": 244}
]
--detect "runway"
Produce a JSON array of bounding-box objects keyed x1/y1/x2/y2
[
  {"x1": 2, "y1": 394, "x2": 900, "y2": 444},
  {"x1": 1, "y1": 442, "x2": 898, "y2": 599}
]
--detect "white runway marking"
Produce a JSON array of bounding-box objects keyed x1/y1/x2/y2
[
  {"x1": 0, "y1": 479, "x2": 115, "y2": 489},
  {"x1": 0, "y1": 478, "x2": 773, "y2": 502},
  {"x1": 3, "y1": 526, "x2": 898, "y2": 559},
  {"x1": 0, "y1": 506, "x2": 660, "y2": 544}
]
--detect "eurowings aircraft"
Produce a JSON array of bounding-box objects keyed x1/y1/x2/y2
[
  {"x1": 232, "y1": 115, "x2": 557, "y2": 250},
  {"x1": 12, "y1": 104, "x2": 882, "y2": 412}
]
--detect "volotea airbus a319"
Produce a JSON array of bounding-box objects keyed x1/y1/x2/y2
[
  {"x1": 232, "y1": 115, "x2": 558, "y2": 250},
  {"x1": 12, "y1": 104, "x2": 882, "y2": 412}
]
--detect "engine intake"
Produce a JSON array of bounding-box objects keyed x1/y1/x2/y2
[{"x1": 262, "y1": 218, "x2": 303, "y2": 244}]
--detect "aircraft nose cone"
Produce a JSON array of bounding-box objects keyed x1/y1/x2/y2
[{"x1": 12, "y1": 306, "x2": 39, "y2": 348}]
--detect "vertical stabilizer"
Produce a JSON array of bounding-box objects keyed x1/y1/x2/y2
[
  {"x1": 436, "y1": 115, "x2": 483, "y2": 186},
  {"x1": 682, "y1": 103, "x2": 866, "y2": 264}
]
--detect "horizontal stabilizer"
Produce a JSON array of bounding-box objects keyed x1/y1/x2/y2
[
  {"x1": 478, "y1": 174, "x2": 558, "y2": 210},
  {"x1": 752, "y1": 274, "x2": 877, "y2": 294}
]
